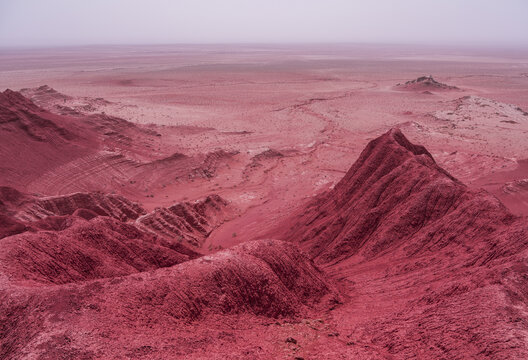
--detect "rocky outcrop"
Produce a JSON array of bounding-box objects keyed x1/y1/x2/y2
[
  {"x1": 21, "y1": 192, "x2": 146, "y2": 222},
  {"x1": 396, "y1": 75, "x2": 459, "y2": 91},
  {"x1": 136, "y1": 194, "x2": 232, "y2": 248}
]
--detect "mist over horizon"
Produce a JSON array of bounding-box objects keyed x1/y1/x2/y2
[{"x1": 1, "y1": 0, "x2": 527, "y2": 48}]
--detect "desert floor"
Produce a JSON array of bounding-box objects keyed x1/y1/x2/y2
[{"x1": 3, "y1": 44, "x2": 528, "y2": 237}]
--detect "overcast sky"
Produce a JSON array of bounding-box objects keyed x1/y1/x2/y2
[{"x1": 0, "y1": 0, "x2": 527, "y2": 47}]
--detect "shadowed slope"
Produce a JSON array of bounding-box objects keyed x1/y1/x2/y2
[{"x1": 0, "y1": 89, "x2": 97, "y2": 187}]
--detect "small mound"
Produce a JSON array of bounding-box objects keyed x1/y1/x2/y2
[
  {"x1": 153, "y1": 152, "x2": 188, "y2": 163},
  {"x1": 395, "y1": 75, "x2": 459, "y2": 91},
  {"x1": 19, "y1": 85, "x2": 72, "y2": 107},
  {"x1": 20, "y1": 86, "x2": 114, "y2": 115},
  {"x1": 252, "y1": 149, "x2": 284, "y2": 162}
]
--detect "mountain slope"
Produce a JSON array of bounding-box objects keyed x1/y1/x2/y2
[
  {"x1": 271, "y1": 128, "x2": 528, "y2": 359},
  {"x1": 277, "y1": 128, "x2": 518, "y2": 265},
  {"x1": 0, "y1": 89, "x2": 98, "y2": 187}
]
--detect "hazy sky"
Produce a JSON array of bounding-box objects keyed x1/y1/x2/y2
[{"x1": 0, "y1": 0, "x2": 527, "y2": 47}]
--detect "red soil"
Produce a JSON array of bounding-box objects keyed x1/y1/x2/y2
[{"x1": 1, "y1": 45, "x2": 528, "y2": 359}]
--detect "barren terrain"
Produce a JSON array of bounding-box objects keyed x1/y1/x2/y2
[{"x1": 1, "y1": 44, "x2": 528, "y2": 359}]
